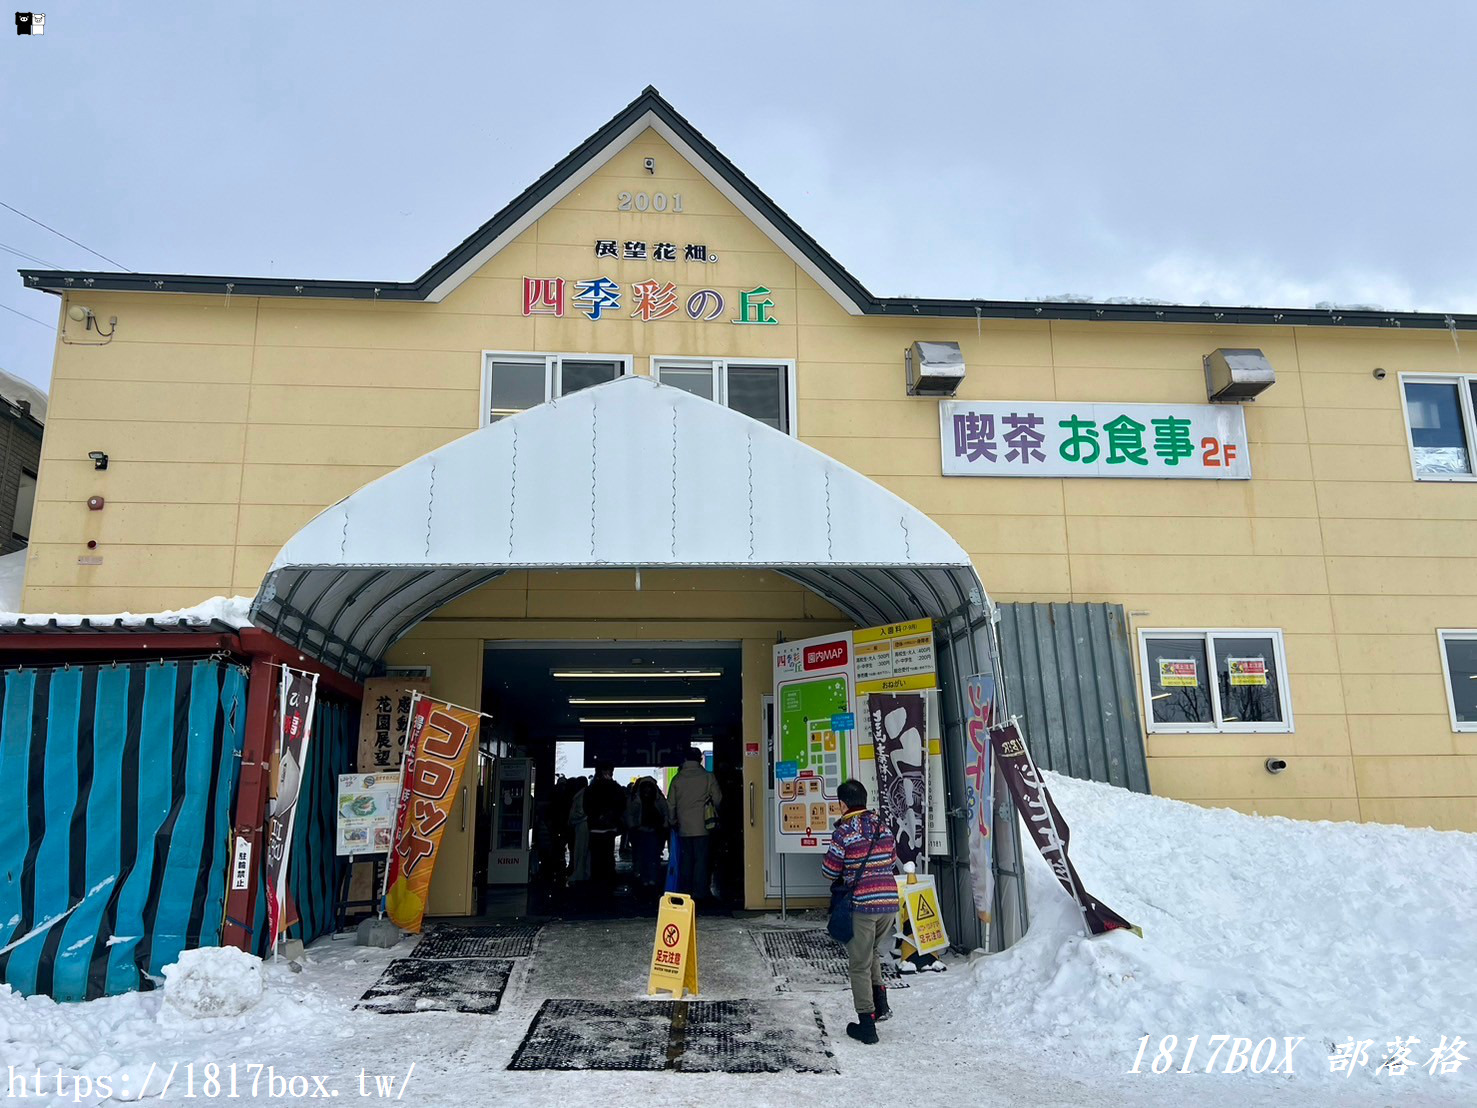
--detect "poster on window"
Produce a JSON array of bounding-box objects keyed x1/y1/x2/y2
[
  {"x1": 1227, "y1": 657, "x2": 1268, "y2": 686},
  {"x1": 1158, "y1": 659, "x2": 1199, "y2": 687}
]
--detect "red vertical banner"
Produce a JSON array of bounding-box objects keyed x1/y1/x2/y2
[
  {"x1": 963, "y1": 674, "x2": 996, "y2": 926},
  {"x1": 383, "y1": 697, "x2": 480, "y2": 933},
  {"x1": 264, "y1": 666, "x2": 318, "y2": 953}
]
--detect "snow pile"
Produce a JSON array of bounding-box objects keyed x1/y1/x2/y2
[
  {"x1": 0, "y1": 594, "x2": 254, "y2": 628},
  {"x1": 161, "y1": 947, "x2": 264, "y2": 1020},
  {"x1": 971, "y1": 773, "x2": 1477, "y2": 1090},
  {"x1": 0, "y1": 952, "x2": 356, "y2": 1101},
  {"x1": 0, "y1": 550, "x2": 25, "y2": 611}
]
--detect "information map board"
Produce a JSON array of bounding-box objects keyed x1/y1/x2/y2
[
  {"x1": 772, "y1": 632, "x2": 855, "y2": 853},
  {"x1": 772, "y1": 622, "x2": 949, "y2": 858}
]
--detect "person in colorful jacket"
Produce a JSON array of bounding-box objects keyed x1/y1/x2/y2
[{"x1": 821, "y1": 779, "x2": 899, "y2": 1044}]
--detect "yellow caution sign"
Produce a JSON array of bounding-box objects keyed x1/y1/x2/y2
[
  {"x1": 647, "y1": 893, "x2": 700, "y2": 998},
  {"x1": 896, "y1": 875, "x2": 950, "y2": 956}
]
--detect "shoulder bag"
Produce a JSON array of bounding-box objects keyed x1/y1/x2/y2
[{"x1": 827, "y1": 817, "x2": 882, "y2": 944}]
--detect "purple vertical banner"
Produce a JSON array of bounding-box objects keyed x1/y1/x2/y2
[
  {"x1": 963, "y1": 675, "x2": 996, "y2": 925},
  {"x1": 988, "y1": 719, "x2": 1136, "y2": 937}
]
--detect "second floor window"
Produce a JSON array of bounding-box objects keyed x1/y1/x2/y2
[
  {"x1": 652, "y1": 359, "x2": 794, "y2": 434},
  {"x1": 482, "y1": 353, "x2": 628, "y2": 424},
  {"x1": 1402, "y1": 374, "x2": 1477, "y2": 480}
]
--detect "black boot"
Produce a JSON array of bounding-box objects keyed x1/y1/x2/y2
[
  {"x1": 845, "y1": 1011, "x2": 879, "y2": 1044},
  {"x1": 872, "y1": 984, "x2": 891, "y2": 1022}
]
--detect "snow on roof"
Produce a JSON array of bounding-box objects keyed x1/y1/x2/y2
[
  {"x1": 0, "y1": 368, "x2": 47, "y2": 423},
  {"x1": 0, "y1": 594, "x2": 254, "y2": 631}
]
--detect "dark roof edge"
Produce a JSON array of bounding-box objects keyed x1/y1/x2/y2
[
  {"x1": 22, "y1": 263, "x2": 1477, "y2": 330},
  {"x1": 16, "y1": 87, "x2": 1477, "y2": 331},
  {"x1": 869, "y1": 297, "x2": 1477, "y2": 330}
]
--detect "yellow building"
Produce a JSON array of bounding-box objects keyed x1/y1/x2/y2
[{"x1": 16, "y1": 88, "x2": 1477, "y2": 921}]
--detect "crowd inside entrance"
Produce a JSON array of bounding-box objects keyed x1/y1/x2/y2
[{"x1": 518, "y1": 748, "x2": 744, "y2": 917}]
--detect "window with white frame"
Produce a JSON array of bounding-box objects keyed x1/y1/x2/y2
[
  {"x1": 652, "y1": 358, "x2": 795, "y2": 434},
  {"x1": 1401, "y1": 373, "x2": 1477, "y2": 480},
  {"x1": 1438, "y1": 630, "x2": 1477, "y2": 732},
  {"x1": 1138, "y1": 629, "x2": 1293, "y2": 733},
  {"x1": 481, "y1": 352, "x2": 630, "y2": 424}
]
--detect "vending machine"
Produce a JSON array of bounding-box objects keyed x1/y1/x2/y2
[{"x1": 487, "y1": 757, "x2": 533, "y2": 884}]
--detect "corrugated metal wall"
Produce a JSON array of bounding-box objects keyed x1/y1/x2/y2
[{"x1": 995, "y1": 602, "x2": 1150, "y2": 794}]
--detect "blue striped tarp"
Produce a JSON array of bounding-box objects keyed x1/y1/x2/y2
[{"x1": 0, "y1": 660, "x2": 246, "y2": 1000}]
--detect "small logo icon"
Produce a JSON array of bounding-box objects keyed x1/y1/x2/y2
[{"x1": 15, "y1": 11, "x2": 43, "y2": 34}]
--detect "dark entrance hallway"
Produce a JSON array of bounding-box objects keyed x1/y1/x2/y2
[{"x1": 477, "y1": 642, "x2": 745, "y2": 919}]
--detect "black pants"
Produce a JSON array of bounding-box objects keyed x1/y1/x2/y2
[
  {"x1": 589, "y1": 830, "x2": 617, "y2": 890},
  {"x1": 677, "y1": 834, "x2": 711, "y2": 901}
]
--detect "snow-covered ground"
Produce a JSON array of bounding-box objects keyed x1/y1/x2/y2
[{"x1": 1, "y1": 774, "x2": 1472, "y2": 1106}]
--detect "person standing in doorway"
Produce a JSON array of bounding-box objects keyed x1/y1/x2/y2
[
  {"x1": 567, "y1": 776, "x2": 591, "y2": 889},
  {"x1": 626, "y1": 776, "x2": 670, "y2": 902},
  {"x1": 584, "y1": 763, "x2": 627, "y2": 898},
  {"x1": 821, "y1": 779, "x2": 899, "y2": 1045},
  {"x1": 666, "y1": 747, "x2": 721, "y2": 904}
]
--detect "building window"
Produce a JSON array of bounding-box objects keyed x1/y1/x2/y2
[
  {"x1": 1438, "y1": 630, "x2": 1477, "y2": 732},
  {"x1": 481, "y1": 352, "x2": 630, "y2": 424},
  {"x1": 12, "y1": 469, "x2": 36, "y2": 542},
  {"x1": 1401, "y1": 373, "x2": 1477, "y2": 480},
  {"x1": 652, "y1": 358, "x2": 795, "y2": 434},
  {"x1": 1138, "y1": 629, "x2": 1293, "y2": 733}
]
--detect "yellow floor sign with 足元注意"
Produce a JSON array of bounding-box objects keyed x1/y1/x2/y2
[
  {"x1": 896, "y1": 874, "x2": 950, "y2": 956},
  {"x1": 647, "y1": 893, "x2": 699, "y2": 998}
]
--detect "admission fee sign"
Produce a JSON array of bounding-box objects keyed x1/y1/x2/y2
[
  {"x1": 647, "y1": 893, "x2": 699, "y2": 998},
  {"x1": 941, "y1": 400, "x2": 1251, "y2": 480}
]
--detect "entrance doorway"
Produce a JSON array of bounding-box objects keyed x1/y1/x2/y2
[{"x1": 479, "y1": 642, "x2": 744, "y2": 918}]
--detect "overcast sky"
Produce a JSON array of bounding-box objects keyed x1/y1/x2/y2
[{"x1": 4, "y1": 1, "x2": 1476, "y2": 391}]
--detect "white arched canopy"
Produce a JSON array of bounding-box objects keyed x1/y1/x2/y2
[{"x1": 252, "y1": 375, "x2": 991, "y2": 679}]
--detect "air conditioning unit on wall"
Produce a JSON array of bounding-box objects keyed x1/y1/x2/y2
[
  {"x1": 1204, "y1": 348, "x2": 1276, "y2": 402},
  {"x1": 906, "y1": 341, "x2": 967, "y2": 397}
]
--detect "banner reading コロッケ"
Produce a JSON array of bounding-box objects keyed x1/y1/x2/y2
[
  {"x1": 384, "y1": 698, "x2": 481, "y2": 932},
  {"x1": 988, "y1": 720, "x2": 1136, "y2": 936},
  {"x1": 265, "y1": 666, "x2": 319, "y2": 952}
]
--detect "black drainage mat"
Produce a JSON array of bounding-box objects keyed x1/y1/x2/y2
[
  {"x1": 356, "y1": 956, "x2": 512, "y2": 1014},
  {"x1": 508, "y1": 999, "x2": 837, "y2": 1074},
  {"x1": 409, "y1": 923, "x2": 542, "y2": 960},
  {"x1": 757, "y1": 929, "x2": 905, "y2": 990}
]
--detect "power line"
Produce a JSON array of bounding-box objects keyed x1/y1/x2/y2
[
  {"x1": 0, "y1": 301, "x2": 55, "y2": 330},
  {"x1": 0, "y1": 240, "x2": 62, "y2": 268},
  {"x1": 0, "y1": 200, "x2": 130, "y2": 271}
]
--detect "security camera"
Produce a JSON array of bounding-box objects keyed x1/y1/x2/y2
[
  {"x1": 1265, "y1": 757, "x2": 1288, "y2": 775},
  {"x1": 643, "y1": 157, "x2": 656, "y2": 174},
  {"x1": 1372, "y1": 367, "x2": 1387, "y2": 380}
]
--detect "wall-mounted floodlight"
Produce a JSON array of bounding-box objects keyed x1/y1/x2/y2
[
  {"x1": 906, "y1": 341, "x2": 966, "y2": 397},
  {"x1": 1204, "y1": 348, "x2": 1276, "y2": 402}
]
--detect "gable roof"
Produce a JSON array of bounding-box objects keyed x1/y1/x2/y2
[{"x1": 17, "y1": 87, "x2": 1477, "y2": 330}]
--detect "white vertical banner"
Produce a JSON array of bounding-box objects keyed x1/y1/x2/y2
[{"x1": 265, "y1": 666, "x2": 319, "y2": 954}]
